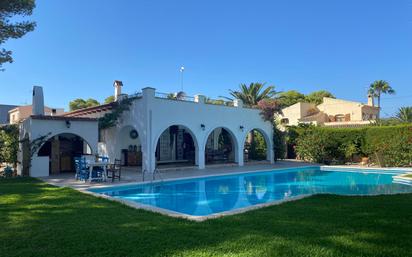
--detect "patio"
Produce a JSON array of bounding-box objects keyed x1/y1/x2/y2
[{"x1": 40, "y1": 160, "x2": 316, "y2": 190}]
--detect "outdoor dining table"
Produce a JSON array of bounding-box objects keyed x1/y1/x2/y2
[{"x1": 87, "y1": 161, "x2": 111, "y2": 182}]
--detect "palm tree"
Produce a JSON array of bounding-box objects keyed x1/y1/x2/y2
[
  {"x1": 226, "y1": 82, "x2": 277, "y2": 106},
  {"x1": 226, "y1": 82, "x2": 277, "y2": 145},
  {"x1": 396, "y1": 107, "x2": 412, "y2": 123},
  {"x1": 368, "y1": 80, "x2": 395, "y2": 117}
]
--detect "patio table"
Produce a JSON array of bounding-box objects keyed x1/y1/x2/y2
[{"x1": 87, "y1": 161, "x2": 111, "y2": 182}]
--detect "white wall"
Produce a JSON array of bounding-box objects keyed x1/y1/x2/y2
[
  {"x1": 17, "y1": 118, "x2": 99, "y2": 176},
  {"x1": 101, "y1": 88, "x2": 274, "y2": 173}
]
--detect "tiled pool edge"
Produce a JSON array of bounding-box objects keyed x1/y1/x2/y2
[
  {"x1": 56, "y1": 165, "x2": 412, "y2": 222},
  {"x1": 82, "y1": 188, "x2": 313, "y2": 222}
]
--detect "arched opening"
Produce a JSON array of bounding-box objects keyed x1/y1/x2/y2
[
  {"x1": 37, "y1": 133, "x2": 93, "y2": 175},
  {"x1": 155, "y1": 125, "x2": 197, "y2": 168},
  {"x1": 117, "y1": 126, "x2": 141, "y2": 167},
  {"x1": 205, "y1": 127, "x2": 237, "y2": 165},
  {"x1": 244, "y1": 129, "x2": 269, "y2": 162}
]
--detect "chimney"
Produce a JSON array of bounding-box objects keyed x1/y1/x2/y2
[
  {"x1": 114, "y1": 80, "x2": 123, "y2": 101},
  {"x1": 32, "y1": 86, "x2": 45, "y2": 115},
  {"x1": 367, "y1": 93, "x2": 375, "y2": 107}
]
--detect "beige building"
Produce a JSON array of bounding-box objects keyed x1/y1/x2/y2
[
  {"x1": 279, "y1": 95, "x2": 380, "y2": 127},
  {"x1": 9, "y1": 105, "x2": 64, "y2": 124}
]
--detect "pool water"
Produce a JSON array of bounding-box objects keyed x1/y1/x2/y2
[{"x1": 89, "y1": 167, "x2": 412, "y2": 217}]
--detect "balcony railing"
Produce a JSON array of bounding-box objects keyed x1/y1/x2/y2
[{"x1": 155, "y1": 92, "x2": 196, "y2": 102}]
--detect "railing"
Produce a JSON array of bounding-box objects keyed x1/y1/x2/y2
[
  {"x1": 155, "y1": 92, "x2": 196, "y2": 102},
  {"x1": 128, "y1": 92, "x2": 143, "y2": 99},
  {"x1": 137, "y1": 90, "x2": 260, "y2": 109},
  {"x1": 204, "y1": 98, "x2": 234, "y2": 107}
]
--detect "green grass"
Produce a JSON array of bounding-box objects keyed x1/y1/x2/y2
[
  {"x1": 1, "y1": 178, "x2": 412, "y2": 257},
  {"x1": 405, "y1": 174, "x2": 412, "y2": 178}
]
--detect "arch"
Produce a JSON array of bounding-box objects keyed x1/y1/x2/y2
[
  {"x1": 204, "y1": 126, "x2": 239, "y2": 165},
  {"x1": 36, "y1": 133, "x2": 94, "y2": 175},
  {"x1": 242, "y1": 128, "x2": 272, "y2": 162},
  {"x1": 37, "y1": 132, "x2": 94, "y2": 156},
  {"x1": 153, "y1": 124, "x2": 199, "y2": 168}
]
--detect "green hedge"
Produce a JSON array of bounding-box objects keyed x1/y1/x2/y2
[{"x1": 294, "y1": 125, "x2": 412, "y2": 167}]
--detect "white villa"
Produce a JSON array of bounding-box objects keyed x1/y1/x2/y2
[
  {"x1": 17, "y1": 82, "x2": 274, "y2": 177},
  {"x1": 279, "y1": 95, "x2": 380, "y2": 128}
]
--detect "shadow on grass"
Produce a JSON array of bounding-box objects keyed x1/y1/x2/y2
[{"x1": 1, "y1": 177, "x2": 411, "y2": 257}]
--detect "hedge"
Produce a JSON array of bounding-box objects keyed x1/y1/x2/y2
[{"x1": 293, "y1": 125, "x2": 412, "y2": 167}]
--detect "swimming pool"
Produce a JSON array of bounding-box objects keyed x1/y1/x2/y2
[{"x1": 89, "y1": 166, "x2": 412, "y2": 219}]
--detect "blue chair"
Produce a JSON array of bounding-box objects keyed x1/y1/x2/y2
[
  {"x1": 99, "y1": 156, "x2": 110, "y2": 163},
  {"x1": 74, "y1": 157, "x2": 89, "y2": 181}
]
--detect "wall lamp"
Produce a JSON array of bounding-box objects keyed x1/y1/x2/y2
[
  {"x1": 240, "y1": 125, "x2": 244, "y2": 131},
  {"x1": 200, "y1": 124, "x2": 206, "y2": 131},
  {"x1": 65, "y1": 120, "x2": 71, "y2": 128}
]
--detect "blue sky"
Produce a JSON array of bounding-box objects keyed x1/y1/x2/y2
[{"x1": 1, "y1": 0, "x2": 411, "y2": 116}]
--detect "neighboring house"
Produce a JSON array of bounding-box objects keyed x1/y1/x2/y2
[
  {"x1": 279, "y1": 95, "x2": 379, "y2": 127},
  {"x1": 17, "y1": 82, "x2": 274, "y2": 177},
  {"x1": 9, "y1": 105, "x2": 64, "y2": 124},
  {"x1": 0, "y1": 104, "x2": 19, "y2": 124}
]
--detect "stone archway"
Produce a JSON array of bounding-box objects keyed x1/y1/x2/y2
[
  {"x1": 204, "y1": 127, "x2": 238, "y2": 165},
  {"x1": 37, "y1": 133, "x2": 93, "y2": 175},
  {"x1": 243, "y1": 128, "x2": 270, "y2": 162},
  {"x1": 154, "y1": 125, "x2": 199, "y2": 169}
]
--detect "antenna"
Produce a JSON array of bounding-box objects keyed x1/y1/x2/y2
[{"x1": 180, "y1": 66, "x2": 185, "y2": 92}]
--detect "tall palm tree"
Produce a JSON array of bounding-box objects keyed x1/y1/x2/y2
[
  {"x1": 226, "y1": 82, "x2": 277, "y2": 145},
  {"x1": 396, "y1": 107, "x2": 412, "y2": 123},
  {"x1": 226, "y1": 82, "x2": 277, "y2": 106},
  {"x1": 368, "y1": 80, "x2": 395, "y2": 118}
]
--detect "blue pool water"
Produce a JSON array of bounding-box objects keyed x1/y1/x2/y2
[{"x1": 89, "y1": 167, "x2": 412, "y2": 217}]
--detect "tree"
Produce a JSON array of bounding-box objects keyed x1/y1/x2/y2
[
  {"x1": 396, "y1": 107, "x2": 412, "y2": 123},
  {"x1": 368, "y1": 80, "x2": 395, "y2": 117},
  {"x1": 257, "y1": 99, "x2": 282, "y2": 121},
  {"x1": 69, "y1": 98, "x2": 100, "y2": 111},
  {"x1": 304, "y1": 90, "x2": 335, "y2": 105},
  {"x1": 0, "y1": 0, "x2": 36, "y2": 71},
  {"x1": 226, "y1": 82, "x2": 277, "y2": 106},
  {"x1": 226, "y1": 82, "x2": 277, "y2": 145},
  {"x1": 278, "y1": 90, "x2": 305, "y2": 108},
  {"x1": 0, "y1": 124, "x2": 19, "y2": 170},
  {"x1": 104, "y1": 95, "x2": 115, "y2": 104}
]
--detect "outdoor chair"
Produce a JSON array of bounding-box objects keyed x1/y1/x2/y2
[
  {"x1": 74, "y1": 157, "x2": 89, "y2": 181},
  {"x1": 107, "y1": 159, "x2": 121, "y2": 182}
]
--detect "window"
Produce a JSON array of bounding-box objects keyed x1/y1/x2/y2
[
  {"x1": 280, "y1": 118, "x2": 289, "y2": 125},
  {"x1": 335, "y1": 114, "x2": 345, "y2": 122}
]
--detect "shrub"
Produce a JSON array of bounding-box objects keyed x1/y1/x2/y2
[
  {"x1": 0, "y1": 125, "x2": 19, "y2": 169},
  {"x1": 293, "y1": 125, "x2": 412, "y2": 167},
  {"x1": 363, "y1": 125, "x2": 412, "y2": 167}
]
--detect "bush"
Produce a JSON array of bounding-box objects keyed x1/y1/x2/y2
[
  {"x1": 0, "y1": 125, "x2": 19, "y2": 168},
  {"x1": 294, "y1": 125, "x2": 412, "y2": 167},
  {"x1": 363, "y1": 125, "x2": 412, "y2": 167}
]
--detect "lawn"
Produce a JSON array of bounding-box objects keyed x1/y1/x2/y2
[{"x1": 1, "y1": 178, "x2": 412, "y2": 257}]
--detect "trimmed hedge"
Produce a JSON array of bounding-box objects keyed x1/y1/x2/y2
[{"x1": 294, "y1": 125, "x2": 412, "y2": 167}]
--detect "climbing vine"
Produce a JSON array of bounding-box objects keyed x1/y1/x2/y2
[
  {"x1": 98, "y1": 98, "x2": 134, "y2": 129},
  {"x1": 19, "y1": 133, "x2": 51, "y2": 176}
]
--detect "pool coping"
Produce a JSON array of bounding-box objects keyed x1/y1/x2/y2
[{"x1": 79, "y1": 165, "x2": 412, "y2": 221}]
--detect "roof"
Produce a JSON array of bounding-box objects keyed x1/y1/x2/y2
[
  {"x1": 62, "y1": 102, "x2": 115, "y2": 117},
  {"x1": 299, "y1": 111, "x2": 327, "y2": 122},
  {"x1": 8, "y1": 105, "x2": 63, "y2": 113},
  {"x1": 30, "y1": 115, "x2": 98, "y2": 122}
]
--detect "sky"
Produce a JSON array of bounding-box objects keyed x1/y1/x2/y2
[{"x1": 1, "y1": 0, "x2": 411, "y2": 117}]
